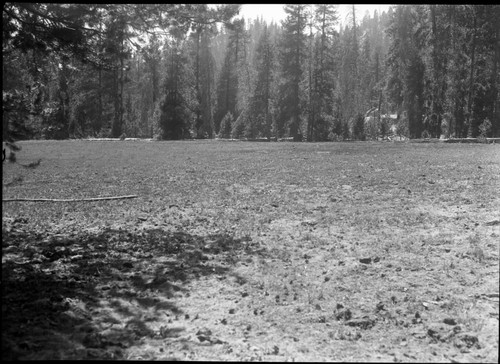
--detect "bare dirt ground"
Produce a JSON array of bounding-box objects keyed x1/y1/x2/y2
[{"x1": 2, "y1": 140, "x2": 499, "y2": 361}]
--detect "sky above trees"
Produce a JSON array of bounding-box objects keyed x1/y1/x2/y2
[{"x1": 240, "y1": 4, "x2": 392, "y2": 27}]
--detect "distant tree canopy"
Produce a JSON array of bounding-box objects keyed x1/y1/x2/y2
[{"x1": 3, "y1": 4, "x2": 499, "y2": 143}]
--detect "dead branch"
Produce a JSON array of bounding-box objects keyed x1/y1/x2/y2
[
  {"x1": 18, "y1": 159, "x2": 42, "y2": 168},
  {"x1": 2, "y1": 195, "x2": 139, "y2": 202}
]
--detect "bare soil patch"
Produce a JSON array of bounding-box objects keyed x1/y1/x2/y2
[{"x1": 2, "y1": 140, "x2": 499, "y2": 361}]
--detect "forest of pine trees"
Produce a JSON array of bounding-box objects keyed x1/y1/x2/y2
[{"x1": 3, "y1": 4, "x2": 500, "y2": 142}]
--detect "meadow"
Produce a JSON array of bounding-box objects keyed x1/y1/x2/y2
[{"x1": 2, "y1": 139, "x2": 499, "y2": 361}]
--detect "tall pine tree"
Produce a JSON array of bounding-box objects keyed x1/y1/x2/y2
[
  {"x1": 247, "y1": 24, "x2": 275, "y2": 139},
  {"x1": 278, "y1": 4, "x2": 308, "y2": 140},
  {"x1": 159, "y1": 35, "x2": 191, "y2": 140}
]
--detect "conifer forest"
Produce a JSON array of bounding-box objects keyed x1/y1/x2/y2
[{"x1": 3, "y1": 4, "x2": 500, "y2": 142}]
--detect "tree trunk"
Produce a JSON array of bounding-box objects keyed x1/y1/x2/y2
[
  {"x1": 378, "y1": 90, "x2": 382, "y2": 136},
  {"x1": 112, "y1": 35, "x2": 125, "y2": 138},
  {"x1": 491, "y1": 10, "x2": 500, "y2": 137},
  {"x1": 430, "y1": 4, "x2": 440, "y2": 138},
  {"x1": 307, "y1": 20, "x2": 314, "y2": 142},
  {"x1": 97, "y1": 16, "x2": 103, "y2": 136},
  {"x1": 119, "y1": 47, "x2": 125, "y2": 134},
  {"x1": 352, "y1": 5, "x2": 359, "y2": 111},
  {"x1": 467, "y1": 9, "x2": 477, "y2": 137},
  {"x1": 195, "y1": 29, "x2": 202, "y2": 137}
]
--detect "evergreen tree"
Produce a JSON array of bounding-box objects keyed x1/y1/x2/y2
[
  {"x1": 219, "y1": 111, "x2": 234, "y2": 139},
  {"x1": 133, "y1": 33, "x2": 164, "y2": 137},
  {"x1": 465, "y1": 5, "x2": 500, "y2": 138},
  {"x1": 277, "y1": 4, "x2": 308, "y2": 140},
  {"x1": 386, "y1": 5, "x2": 426, "y2": 138},
  {"x1": 198, "y1": 31, "x2": 217, "y2": 138},
  {"x1": 214, "y1": 48, "x2": 237, "y2": 134},
  {"x1": 337, "y1": 26, "x2": 354, "y2": 132},
  {"x1": 189, "y1": 10, "x2": 218, "y2": 139},
  {"x1": 424, "y1": 5, "x2": 449, "y2": 138},
  {"x1": 159, "y1": 38, "x2": 191, "y2": 140},
  {"x1": 352, "y1": 113, "x2": 366, "y2": 140},
  {"x1": 247, "y1": 25, "x2": 275, "y2": 139},
  {"x1": 213, "y1": 20, "x2": 245, "y2": 135},
  {"x1": 309, "y1": 4, "x2": 338, "y2": 141}
]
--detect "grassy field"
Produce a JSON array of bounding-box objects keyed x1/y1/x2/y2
[{"x1": 2, "y1": 139, "x2": 499, "y2": 361}]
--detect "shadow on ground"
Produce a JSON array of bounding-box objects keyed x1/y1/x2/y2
[{"x1": 2, "y1": 223, "x2": 267, "y2": 360}]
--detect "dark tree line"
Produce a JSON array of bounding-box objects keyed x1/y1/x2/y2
[
  {"x1": 386, "y1": 5, "x2": 499, "y2": 139},
  {"x1": 3, "y1": 4, "x2": 499, "y2": 144}
]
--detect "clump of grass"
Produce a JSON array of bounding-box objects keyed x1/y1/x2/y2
[
  {"x1": 467, "y1": 233, "x2": 485, "y2": 262},
  {"x1": 452, "y1": 299, "x2": 486, "y2": 333}
]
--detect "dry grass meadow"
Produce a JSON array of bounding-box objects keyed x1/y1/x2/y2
[{"x1": 2, "y1": 139, "x2": 499, "y2": 361}]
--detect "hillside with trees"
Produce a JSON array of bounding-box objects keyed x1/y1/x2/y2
[{"x1": 3, "y1": 4, "x2": 499, "y2": 142}]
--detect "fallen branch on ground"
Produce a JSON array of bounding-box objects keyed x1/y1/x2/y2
[
  {"x1": 2, "y1": 195, "x2": 139, "y2": 202},
  {"x1": 18, "y1": 159, "x2": 42, "y2": 168}
]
